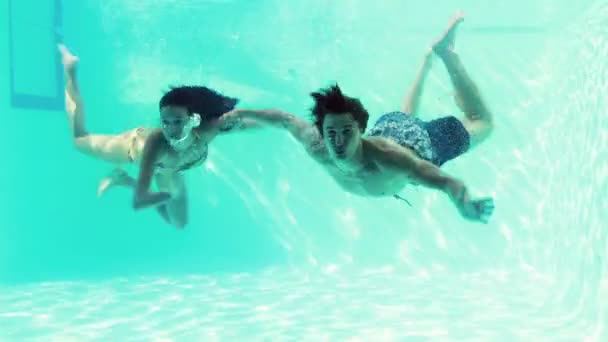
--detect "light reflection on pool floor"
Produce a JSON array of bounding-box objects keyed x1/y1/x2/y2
[{"x1": 0, "y1": 267, "x2": 602, "y2": 341}]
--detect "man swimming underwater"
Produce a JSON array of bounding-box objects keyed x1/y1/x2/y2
[{"x1": 224, "y1": 12, "x2": 494, "y2": 223}]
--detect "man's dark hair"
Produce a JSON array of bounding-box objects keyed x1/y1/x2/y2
[
  {"x1": 310, "y1": 84, "x2": 369, "y2": 135},
  {"x1": 159, "y1": 85, "x2": 239, "y2": 119}
]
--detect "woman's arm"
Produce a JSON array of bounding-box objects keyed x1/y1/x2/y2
[{"x1": 132, "y1": 131, "x2": 173, "y2": 210}]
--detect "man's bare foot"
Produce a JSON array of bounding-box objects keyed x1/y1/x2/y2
[
  {"x1": 432, "y1": 11, "x2": 465, "y2": 57},
  {"x1": 97, "y1": 168, "x2": 134, "y2": 197},
  {"x1": 58, "y1": 44, "x2": 79, "y2": 75}
]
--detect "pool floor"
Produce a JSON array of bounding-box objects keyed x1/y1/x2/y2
[{"x1": 2, "y1": 267, "x2": 602, "y2": 341}]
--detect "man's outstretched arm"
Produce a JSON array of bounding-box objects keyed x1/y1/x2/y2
[
  {"x1": 372, "y1": 141, "x2": 494, "y2": 223},
  {"x1": 224, "y1": 109, "x2": 316, "y2": 144}
]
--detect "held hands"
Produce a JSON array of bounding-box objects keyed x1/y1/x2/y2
[
  {"x1": 447, "y1": 180, "x2": 495, "y2": 224},
  {"x1": 223, "y1": 109, "x2": 242, "y2": 123},
  {"x1": 219, "y1": 109, "x2": 244, "y2": 130}
]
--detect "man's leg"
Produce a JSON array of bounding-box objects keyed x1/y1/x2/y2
[
  {"x1": 402, "y1": 50, "x2": 434, "y2": 115},
  {"x1": 432, "y1": 12, "x2": 494, "y2": 149}
]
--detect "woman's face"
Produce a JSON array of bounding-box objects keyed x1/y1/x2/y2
[{"x1": 160, "y1": 105, "x2": 191, "y2": 141}]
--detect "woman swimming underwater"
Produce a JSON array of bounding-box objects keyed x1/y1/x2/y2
[{"x1": 59, "y1": 44, "x2": 252, "y2": 228}]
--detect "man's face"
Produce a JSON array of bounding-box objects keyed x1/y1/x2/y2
[{"x1": 322, "y1": 113, "x2": 362, "y2": 161}]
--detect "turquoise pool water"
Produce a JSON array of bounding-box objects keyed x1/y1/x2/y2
[{"x1": 1, "y1": 0, "x2": 607, "y2": 340}]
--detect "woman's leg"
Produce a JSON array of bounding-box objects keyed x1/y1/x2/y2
[
  {"x1": 59, "y1": 44, "x2": 134, "y2": 164},
  {"x1": 155, "y1": 172, "x2": 188, "y2": 229},
  {"x1": 97, "y1": 168, "x2": 179, "y2": 227}
]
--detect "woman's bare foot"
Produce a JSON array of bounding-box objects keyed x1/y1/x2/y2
[
  {"x1": 58, "y1": 44, "x2": 79, "y2": 75},
  {"x1": 97, "y1": 168, "x2": 135, "y2": 197},
  {"x1": 432, "y1": 11, "x2": 465, "y2": 57}
]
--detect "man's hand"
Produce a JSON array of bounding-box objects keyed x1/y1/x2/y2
[{"x1": 446, "y1": 180, "x2": 495, "y2": 223}]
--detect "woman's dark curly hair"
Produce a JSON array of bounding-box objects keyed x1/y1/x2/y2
[
  {"x1": 159, "y1": 85, "x2": 239, "y2": 120},
  {"x1": 310, "y1": 83, "x2": 369, "y2": 135}
]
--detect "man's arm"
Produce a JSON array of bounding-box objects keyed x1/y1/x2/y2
[
  {"x1": 377, "y1": 142, "x2": 458, "y2": 192},
  {"x1": 372, "y1": 141, "x2": 494, "y2": 223},
  {"x1": 195, "y1": 113, "x2": 263, "y2": 142},
  {"x1": 222, "y1": 109, "x2": 316, "y2": 144}
]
